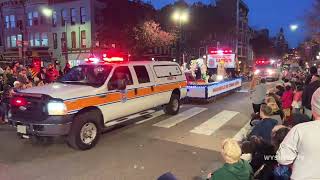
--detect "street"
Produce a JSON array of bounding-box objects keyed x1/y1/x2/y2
[{"x1": 0, "y1": 83, "x2": 266, "y2": 180}]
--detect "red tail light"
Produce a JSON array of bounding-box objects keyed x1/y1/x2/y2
[{"x1": 11, "y1": 97, "x2": 27, "y2": 107}]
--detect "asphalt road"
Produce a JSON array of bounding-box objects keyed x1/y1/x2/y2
[{"x1": 0, "y1": 82, "x2": 272, "y2": 180}]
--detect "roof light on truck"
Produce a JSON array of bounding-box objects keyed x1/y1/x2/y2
[{"x1": 102, "y1": 57, "x2": 124, "y2": 62}]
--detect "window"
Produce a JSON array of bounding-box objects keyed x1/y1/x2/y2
[
  {"x1": 10, "y1": 15, "x2": 15, "y2": 28},
  {"x1": 41, "y1": 32, "x2": 48, "y2": 46},
  {"x1": 11, "y1": 35, "x2": 17, "y2": 47},
  {"x1": 61, "y1": 9, "x2": 67, "y2": 26},
  {"x1": 134, "y1": 66, "x2": 150, "y2": 84},
  {"x1": 60, "y1": 65, "x2": 113, "y2": 87},
  {"x1": 28, "y1": 12, "x2": 33, "y2": 26},
  {"x1": 35, "y1": 33, "x2": 40, "y2": 46},
  {"x1": 33, "y1": 12, "x2": 39, "y2": 26},
  {"x1": 53, "y1": 33, "x2": 57, "y2": 49},
  {"x1": 5, "y1": 16, "x2": 9, "y2": 29},
  {"x1": 81, "y1": 30, "x2": 86, "y2": 48},
  {"x1": 52, "y1": 11, "x2": 57, "y2": 27},
  {"x1": 61, "y1": 32, "x2": 67, "y2": 51},
  {"x1": 6, "y1": 36, "x2": 10, "y2": 48},
  {"x1": 80, "y1": 7, "x2": 86, "y2": 24},
  {"x1": 153, "y1": 65, "x2": 182, "y2": 78},
  {"x1": 70, "y1": 8, "x2": 76, "y2": 25},
  {"x1": 29, "y1": 33, "x2": 34, "y2": 47},
  {"x1": 108, "y1": 66, "x2": 133, "y2": 90},
  {"x1": 17, "y1": 34, "x2": 22, "y2": 42},
  {"x1": 71, "y1": 31, "x2": 76, "y2": 48}
]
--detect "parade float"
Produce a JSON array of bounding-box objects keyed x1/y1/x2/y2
[{"x1": 186, "y1": 48, "x2": 242, "y2": 101}]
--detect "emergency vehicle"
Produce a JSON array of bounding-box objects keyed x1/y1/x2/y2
[
  {"x1": 253, "y1": 58, "x2": 280, "y2": 81},
  {"x1": 8, "y1": 54, "x2": 187, "y2": 150}
]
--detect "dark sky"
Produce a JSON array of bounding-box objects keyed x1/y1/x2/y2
[{"x1": 150, "y1": 0, "x2": 314, "y2": 48}]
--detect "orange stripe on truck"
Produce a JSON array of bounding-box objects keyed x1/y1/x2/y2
[{"x1": 64, "y1": 81, "x2": 187, "y2": 113}]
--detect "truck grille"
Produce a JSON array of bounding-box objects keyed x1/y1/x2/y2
[{"x1": 10, "y1": 94, "x2": 49, "y2": 122}]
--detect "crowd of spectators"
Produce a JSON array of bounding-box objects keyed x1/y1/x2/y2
[
  {"x1": 0, "y1": 61, "x2": 71, "y2": 124},
  {"x1": 204, "y1": 66, "x2": 320, "y2": 180}
]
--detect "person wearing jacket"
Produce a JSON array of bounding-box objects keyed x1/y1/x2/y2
[
  {"x1": 251, "y1": 78, "x2": 267, "y2": 113},
  {"x1": 277, "y1": 87, "x2": 320, "y2": 180},
  {"x1": 248, "y1": 104, "x2": 279, "y2": 144},
  {"x1": 281, "y1": 86, "x2": 294, "y2": 121},
  {"x1": 208, "y1": 139, "x2": 253, "y2": 180},
  {"x1": 45, "y1": 64, "x2": 59, "y2": 83},
  {"x1": 302, "y1": 75, "x2": 320, "y2": 119}
]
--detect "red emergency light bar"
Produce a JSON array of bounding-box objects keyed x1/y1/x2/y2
[
  {"x1": 208, "y1": 48, "x2": 233, "y2": 55},
  {"x1": 102, "y1": 57, "x2": 124, "y2": 62},
  {"x1": 255, "y1": 59, "x2": 270, "y2": 65}
]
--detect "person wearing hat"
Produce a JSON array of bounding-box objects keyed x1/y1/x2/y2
[
  {"x1": 207, "y1": 139, "x2": 253, "y2": 180},
  {"x1": 277, "y1": 87, "x2": 320, "y2": 180},
  {"x1": 248, "y1": 104, "x2": 279, "y2": 144}
]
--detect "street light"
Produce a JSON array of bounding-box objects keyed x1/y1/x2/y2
[
  {"x1": 41, "y1": 7, "x2": 53, "y2": 17},
  {"x1": 172, "y1": 10, "x2": 189, "y2": 65},
  {"x1": 290, "y1": 24, "x2": 299, "y2": 32}
]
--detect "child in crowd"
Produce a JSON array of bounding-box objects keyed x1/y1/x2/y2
[
  {"x1": 281, "y1": 85, "x2": 294, "y2": 123},
  {"x1": 292, "y1": 84, "x2": 303, "y2": 114}
]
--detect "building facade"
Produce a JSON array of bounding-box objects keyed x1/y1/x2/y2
[
  {"x1": 0, "y1": 0, "x2": 105, "y2": 68},
  {"x1": 215, "y1": 0, "x2": 253, "y2": 72}
]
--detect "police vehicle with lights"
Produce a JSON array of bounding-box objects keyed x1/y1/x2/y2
[{"x1": 8, "y1": 53, "x2": 187, "y2": 150}]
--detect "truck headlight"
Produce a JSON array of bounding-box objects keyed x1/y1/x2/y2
[
  {"x1": 47, "y1": 101, "x2": 67, "y2": 115},
  {"x1": 254, "y1": 69, "x2": 260, "y2": 75}
]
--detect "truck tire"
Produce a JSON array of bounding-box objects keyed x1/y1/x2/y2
[
  {"x1": 67, "y1": 111, "x2": 101, "y2": 150},
  {"x1": 164, "y1": 94, "x2": 180, "y2": 115}
]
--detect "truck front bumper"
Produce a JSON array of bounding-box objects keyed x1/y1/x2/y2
[{"x1": 8, "y1": 114, "x2": 74, "y2": 137}]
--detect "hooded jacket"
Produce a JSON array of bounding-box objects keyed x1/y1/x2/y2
[
  {"x1": 211, "y1": 159, "x2": 253, "y2": 180},
  {"x1": 302, "y1": 79, "x2": 320, "y2": 110}
]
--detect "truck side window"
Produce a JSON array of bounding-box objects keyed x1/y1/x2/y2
[
  {"x1": 133, "y1": 66, "x2": 150, "y2": 84},
  {"x1": 108, "y1": 66, "x2": 133, "y2": 90}
]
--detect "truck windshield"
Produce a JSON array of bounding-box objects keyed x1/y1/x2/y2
[
  {"x1": 256, "y1": 64, "x2": 276, "y2": 69},
  {"x1": 59, "y1": 65, "x2": 113, "y2": 87}
]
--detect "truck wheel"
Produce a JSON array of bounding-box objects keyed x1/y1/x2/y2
[
  {"x1": 67, "y1": 111, "x2": 101, "y2": 150},
  {"x1": 164, "y1": 94, "x2": 180, "y2": 115}
]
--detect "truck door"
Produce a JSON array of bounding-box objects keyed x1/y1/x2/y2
[
  {"x1": 102, "y1": 65, "x2": 136, "y2": 122},
  {"x1": 131, "y1": 65, "x2": 156, "y2": 110}
]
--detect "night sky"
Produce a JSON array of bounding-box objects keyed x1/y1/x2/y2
[{"x1": 150, "y1": 0, "x2": 314, "y2": 48}]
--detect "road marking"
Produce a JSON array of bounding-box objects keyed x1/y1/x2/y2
[
  {"x1": 237, "y1": 89, "x2": 249, "y2": 93},
  {"x1": 135, "y1": 111, "x2": 165, "y2": 125},
  {"x1": 153, "y1": 107, "x2": 207, "y2": 128},
  {"x1": 233, "y1": 121, "x2": 251, "y2": 141},
  {"x1": 190, "y1": 110, "x2": 239, "y2": 136}
]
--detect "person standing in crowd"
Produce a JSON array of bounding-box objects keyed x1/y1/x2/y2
[
  {"x1": 64, "y1": 62, "x2": 71, "y2": 75},
  {"x1": 305, "y1": 66, "x2": 318, "y2": 85},
  {"x1": 45, "y1": 64, "x2": 59, "y2": 83},
  {"x1": 281, "y1": 85, "x2": 294, "y2": 122},
  {"x1": 292, "y1": 84, "x2": 303, "y2": 114},
  {"x1": 38, "y1": 67, "x2": 46, "y2": 81},
  {"x1": 251, "y1": 78, "x2": 267, "y2": 113},
  {"x1": 17, "y1": 68, "x2": 29, "y2": 85},
  {"x1": 5, "y1": 66, "x2": 16, "y2": 87},
  {"x1": 277, "y1": 87, "x2": 320, "y2": 180},
  {"x1": 266, "y1": 96, "x2": 283, "y2": 124},
  {"x1": 302, "y1": 74, "x2": 320, "y2": 119},
  {"x1": 248, "y1": 105, "x2": 278, "y2": 143},
  {"x1": 208, "y1": 139, "x2": 253, "y2": 180}
]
